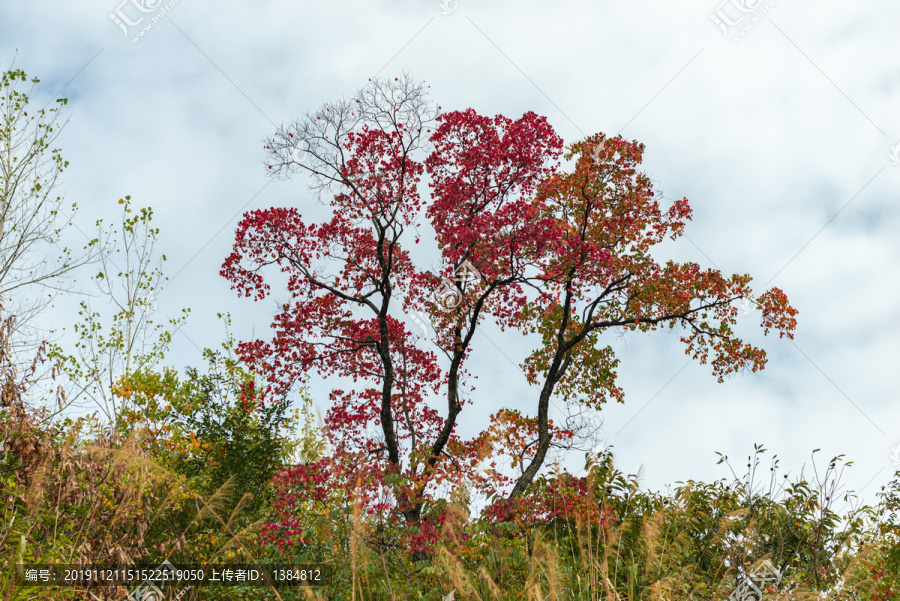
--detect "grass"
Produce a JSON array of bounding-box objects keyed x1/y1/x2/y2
[{"x1": 0, "y1": 302, "x2": 894, "y2": 600}]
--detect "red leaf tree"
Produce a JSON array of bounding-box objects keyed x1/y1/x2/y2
[{"x1": 220, "y1": 75, "x2": 798, "y2": 558}]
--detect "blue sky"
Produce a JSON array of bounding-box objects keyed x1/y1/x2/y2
[{"x1": 1, "y1": 0, "x2": 898, "y2": 510}]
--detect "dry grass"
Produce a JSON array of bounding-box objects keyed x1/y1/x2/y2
[{"x1": 1, "y1": 289, "x2": 890, "y2": 599}]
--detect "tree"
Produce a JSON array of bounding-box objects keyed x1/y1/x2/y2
[
  {"x1": 47, "y1": 195, "x2": 190, "y2": 423},
  {"x1": 113, "y1": 311, "x2": 303, "y2": 535},
  {"x1": 466, "y1": 133, "x2": 798, "y2": 499},
  {"x1": 0, "y1": 62, "x2": 102, "y2": 371},
  {"x1": 220, "y1": 74, "x2": 798, "y2": 557}
]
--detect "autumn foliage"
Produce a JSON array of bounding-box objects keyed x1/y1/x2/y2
[
  {"x1": 9, "y1": 66, "x2": 900, "y2": 601},
  {"x1": 218, "y1": 75, "x2": 798, "y2": 558}
]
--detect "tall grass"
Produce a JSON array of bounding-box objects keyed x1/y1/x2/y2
[
  {"x1": 308, "y1": 451, "x2": 886, "y2": 601},
  {"x1": 0, "y1": 302, "x2": 299, "y2": 601},
  {"x1": 1, "y1": 290, "x2": 893, "y2": 599}
]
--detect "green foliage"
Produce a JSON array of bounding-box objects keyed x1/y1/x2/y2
[
  {"x1": 868, "y1": 471, "x2": 900, "y2": 600},
  {"x1": 0, "y1": 62, "x2": 102, "y2": 376},
  {"x1": 46, "y1": 195, "x2": 190, "y2": 422},
  {"x1": 0, "y1": 301, "x2": 187, "y2": 600},
  {"x1": 113, "y1": 313, "x2": 304, "y2": 556}
]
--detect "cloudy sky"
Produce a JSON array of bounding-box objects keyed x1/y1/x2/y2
[{"x1": 1, "y1": 0, "x2": 898, "y2": 509}]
